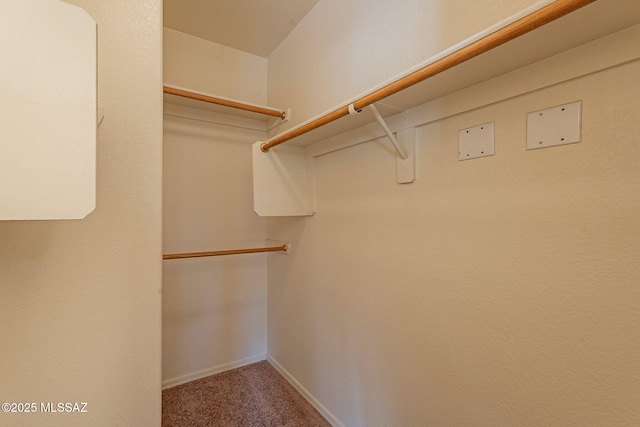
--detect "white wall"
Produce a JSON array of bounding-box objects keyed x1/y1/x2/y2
[
  {"x1": 266, "y1": 1, "x2": 640, "y2": 426},
  {"x1": 0, "y1": 1, "x2": 162, "y2": 425},
  {"x1": 162, "y1": 31, "x2": 269, "y2": 387}
]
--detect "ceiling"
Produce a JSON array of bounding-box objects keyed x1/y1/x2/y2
[{"x1": 163, "y1": 0, "x2": 320, "y2": 58}]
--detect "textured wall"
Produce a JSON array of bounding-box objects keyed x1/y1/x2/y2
[
  {"x1": 268, "y1": 57, "x2": 640, "y2": 427},
  {"x1": 266, "y1": 1, "x2": 640, "y2": 425},
  {"x1": 162, "y1": 113, "x2": 268, "y2": 387},
  {"x1": 0, "y1": 1, "x2": 162, "y2": 425},
  {"x1": 163, "y1": 25, "x2": 271, "y2": 386},
  {"x1": 164, "y1": 28, "x2": 268, "y2": 105},
  {"x1": 267, "y1": 0, "x2": 539, "y2": 131}
]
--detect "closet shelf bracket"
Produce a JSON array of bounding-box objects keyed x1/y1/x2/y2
[
  {"x1": 354, "y1": 103, "x2": 415, "y2": 184},
  {"x1": 395, "y1": 127, "x2": 416, "y2": 184},
  {"x1": 369, "y1": 104, "x2": 407, "y2": 159}
]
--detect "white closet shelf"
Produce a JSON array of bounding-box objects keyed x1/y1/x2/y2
[
  {"x1": 264, "y1": 0, "x2": 640, "y2": 148},
  {"x1": 252, "y1": 0, "x2": 640, "y2": 217},
  {"x1": 163, "y1": 84, "x2": 288, "y2": 123}
]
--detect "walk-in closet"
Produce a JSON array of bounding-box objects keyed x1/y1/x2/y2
[
  {"x1": 3, "y1": 0, "x2": 639, "y2": 426},
  {"x1": 160, "y1": 0, "x2": 640, "y2": 425}
]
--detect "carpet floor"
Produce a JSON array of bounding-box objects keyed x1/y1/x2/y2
[{"x1": 162, "y1": 360, "x2": 331, "y2": 426}]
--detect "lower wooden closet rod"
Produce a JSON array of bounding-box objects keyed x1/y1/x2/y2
[{"x1": 163, "y1": 244, "x2": 287, "y2": 260}]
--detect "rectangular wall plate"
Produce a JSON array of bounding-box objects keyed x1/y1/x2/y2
[
  {"x1": 526, "y1": 101, "x2": 581, "y2": 150},
  {"x1": 458, "y1": 122, "x2": 495, "y2": 161}
]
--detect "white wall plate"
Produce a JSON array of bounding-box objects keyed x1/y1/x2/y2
[
  {"x1": 458, "y1": 122, "x2": 495, "y2": 161},
  {"x1": 527, "y1": 101, "x2": 581, "y2": 150}
]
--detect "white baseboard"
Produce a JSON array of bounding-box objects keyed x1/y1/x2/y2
[
  {"x1": 267, "y1": 354, "x2": 344, "y2": 427},
  {"x1": 162, "y1": 353, "x2": 267, "y2": 390}
]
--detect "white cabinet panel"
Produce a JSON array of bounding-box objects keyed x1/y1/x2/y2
[{"x1": 0, "y1": 0, "x2": 96, "y2": 220}]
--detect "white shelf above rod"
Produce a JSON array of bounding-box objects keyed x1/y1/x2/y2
[{"x1": 258, "y1": 0, "x2": 597, "y2": 153}]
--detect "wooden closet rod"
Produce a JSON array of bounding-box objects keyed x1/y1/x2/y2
[
  {"x1": 163, "y1": 86, "x2": 286, "y2": 119},
  {"x1": 163, "y1": 244, "x2": 287, "y2": 260},
  {"x1": 260, "y1": 0, "x2": 596, "y2": 153}
]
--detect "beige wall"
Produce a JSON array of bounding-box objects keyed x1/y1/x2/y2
[
  {"x1": 162, "y1": 31, "x2": 269, "y2": 387},
  {"x1": 0, "y1": 1, "x2": 162, "y2": 425},
  {"x1": 162, "y1": 112, "x2": 268, "y2": 387},
  {"x1": 164, "y1": 28, "x2": 268, "y2": 104},
  {"x1": 266, "y1": 1, "x2": 640, "y2": 426},
  {"x1": 158, "y1": 1, "x2": 640, "y2": 425},
  {"x1": 268, "y1": 0, "x2": 540, "y2": 131},
  {"x1": 268, "y1": 56, "x2": 640, "y2": 427}
]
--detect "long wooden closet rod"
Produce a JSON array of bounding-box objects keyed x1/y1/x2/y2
[
  {"x1": 163, "y1": 86, "x2": 287, "y2": 120},
  {"x1": 260, "y1": 0, "x2": 596, "y2": 153},
  {"x1": 163, "y1": 244, "x2": 287, "y2": 260}
]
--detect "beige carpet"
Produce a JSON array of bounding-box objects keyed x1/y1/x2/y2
[{"x1": 162, "y1": 360, "x2": 331, "y2": 426}]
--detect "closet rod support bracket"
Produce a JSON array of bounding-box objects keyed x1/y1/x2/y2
[
  {"x1": 266, "y1": 107, "x2": 291, "y2": 132},
  {"x1": 396, "y1": 127, "x2": 416, "y2": 184},
  {"x1": 266, "y1": 239, "x2": 291, "y2": 255},
  {"x1": 348, "y1": 103, "x2": 363, "y2": 115},
  {"x1": 370, "y1": 104, "x2": 407, "y2": 160}
]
